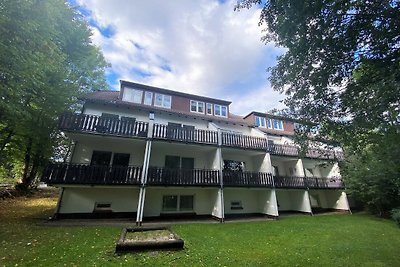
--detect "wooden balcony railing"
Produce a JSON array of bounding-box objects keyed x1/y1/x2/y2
[
  {"x1": 221, "y1": 132, "x2": 268, "y2": 150},
  {"x1": 41, "y1": 163, "x2": 142, "y2": 185},
  {"x1": 59, "y1": 113, "x2": 148, "y2": 138},
  {"x1": 305, "y1": 177, "x2": 344, "y2": 189},
  {"x1": 274, "y1": 176, "x2": 307, "y2": 188},
  {"x1": 268, "y1": 143, "x2": 299, "y2": 157},
  {"x1": 152, "y1": 124, "x2": 218, "y2": 145},
  {"x1": 273, "y1": 176, "x2": 344, "y2": 189},
  {"x1": 222, "y1": 170, "x2": 273, "y2": 187},
  {"x1": 147, "y1": 167, "x2": 220, "y2": 186}
]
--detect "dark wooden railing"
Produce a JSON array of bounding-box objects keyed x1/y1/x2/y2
[
  {"x1": 147, "y1": 167, "x2": 220, "y2": 186},
  {"x1": 221, "y1": 132, "x2": 268, "y2": 150},
  {"x1": 41, "y1": 163, "x2": 142, "y2": 185},
  {"x1": 152, "y1": 124, "x2": 218, "y2": 145},
  {"x1": 273, "y1": 176, "x2": 344, "y2": 189},
  {"x1": 59, "y1": 113, "x2": 148, "y2": 138},
  {"x1": 223, "y1": 170, "x2": 273, "y2": 187},
  {"x1": 274, "y1": 176, "x2": 307, "y2": 188},
  {"x1": 268, "y1": 143, "x2": 299, "y2": 157},
  {"x1": 305, "y1": 177, "x2": 344, "y2": 189}
]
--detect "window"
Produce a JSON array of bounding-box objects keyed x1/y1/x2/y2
[
  {"x1": 267, "y1": 118, "x2": 272, "y2": 129},
  {"x1": 273, "y1": 119, "x2": 284, "y2": 130},
  {"x1": 206, "y1": 103, "x2": 213, "y2": 115},
  {"x1": 255, "y1": 116, "x2": 266, "y2": 127},
  {"x1": 230, "y1": 201, "x2": 243, "y2": 210},
  {"x1": 214, "y1": 104, "x2": 227, "y2": 117},
  {"x1": 162, "y1": 195, "x2": 178, "y2": 211},
  {"x1": 122, "y1": 87, "x2": 143, "y2": 104},
  {"x1": 144, "y1": 91, "x2": 153, "y2": 105},
  {"x1": 90, "y1": 151, "x2": 112, "y2": 166},
  {"x1": 165, "y1": 155, "x2": 194, "y2": 169},
  {"x1": 154, "y1": 93, "x2": 171, "y2": 108},
  {"x1": 162, "y1": 195, "x2": 194, "y2": 212},
  {"x1": 190, "y1": 100, "x2": 205, "y2": 114},
  {"x1": 112, "y1": 153, "x2": 130, "y2": 166}
]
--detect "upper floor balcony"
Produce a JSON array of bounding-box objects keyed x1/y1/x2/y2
[
  {"x1": 147, "y1": 166, "x2": 220, "y2": 186},
  {"x1": 222, "y1": 170, "x2": 273, "y2": 187},
  {"x1": 59, "y1": 113, "x2": 148, "y2": 139},
  {"x1": 58, "y1": 113, "x2": 343, "y2": 161},
  {"x1": 274, "y1": 175, "x2": 344, "y2": 189},
  {"x1": 152, "y1": 124, "x2": 218, "y2": 145}
]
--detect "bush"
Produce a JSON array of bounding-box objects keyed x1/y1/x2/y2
[{"x1": 391, "y1": 208, "x2": 400, "y2": 227}]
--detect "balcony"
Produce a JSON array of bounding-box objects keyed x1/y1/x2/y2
[
  {"x1": 267, "y1": 144, "x2": 299, "y2": 157},
  {"x1": 42, "y1": 163, "x2": 143, "y2": 185},
  {"x1": 59, "y1": 113, "x2": 148, "y2": 138},
  {"x1": 152, "y1": 124, "x2": 218, "y2": 145},
  {"x1": 274, "y1": 176, "x2": 344, "y2": 189},
  {"x1": 147, "y1": 167, "x2": 220, "y2": 186},
  {"x1": 274, "y1": 176, "x2": 307, "y2": 188},
  {"x1": 221, "y1": 132, "x2": 268, "y2": 150},
  {"x1": 305, "y1": 177, "x2": 345, "y2": 189},
  {"x1": 223, "y1": 170, "x2": 273, "y2": 187}
]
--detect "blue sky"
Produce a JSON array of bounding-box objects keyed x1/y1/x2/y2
[{"x1": 73, "y1": 0, "x2": 286, "y2": 115}]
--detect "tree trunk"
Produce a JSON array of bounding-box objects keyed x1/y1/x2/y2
[{"x1": 21, "y1": 138, "x2": 33, "y2": 188}]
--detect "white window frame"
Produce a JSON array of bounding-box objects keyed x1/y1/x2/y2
[
  {"x1": 273, "y1": 119, "x2": 284, "y2": 130},
  {"x1": 267, "y1": 118, "x2": 273, "y2": 129},
  {"x1": 255, "y1": 116, "x2": 266, "y2": 128},
  {"x1": 190, "y1": 100, "x2": 205, "y2": 114},
  {"x1": 144, "y1": 91, "x2": 153, "y2": 105},
  {"x1": 154, "y1": 93, "x2": 172, "y2": 109},
  {"x1": 162, "y1": 195, "x2": 194, "y2": 213},
  {"x1": 214, "y1": 104, "x2": 228, "y2": 117},
  {"x1": 206, "y1": 103, "x2": 213, "y2": 115},
  {"x1": 122, "y1": 87, "x2": 143, "y2": 104}
]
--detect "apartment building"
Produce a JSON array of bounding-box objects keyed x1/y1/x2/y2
[{"x1": 42, "y1": 80, "x2": 350, "y2": 224}]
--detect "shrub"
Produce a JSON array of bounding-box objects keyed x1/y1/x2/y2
[{"x1": 391, "y1": 208, "x2": 400, "y2": 227}]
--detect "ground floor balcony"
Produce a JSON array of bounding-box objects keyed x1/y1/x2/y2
[
  {"x1": 42, "y1": 163, "x2": 142, "y2": 185},
  {"x1": 222, "y1": 170, "x2": 273, "y2": 187},
  {"x1": 147, "y1": 167, "x2": 220, "y2": 186}
]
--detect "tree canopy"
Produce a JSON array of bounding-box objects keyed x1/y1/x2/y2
[
  {"x1": 0, "y1": 0, "x2": 108, "y2": 187},
  {"x1": 237, "y1": 0, "x2": 400, "y2": 214}
]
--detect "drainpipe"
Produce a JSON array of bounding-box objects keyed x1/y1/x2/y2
[{"x1": 136, "y1": 112, "x2": 154, "y2": 226}]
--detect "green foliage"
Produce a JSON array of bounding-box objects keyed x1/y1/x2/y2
[
  {"x1": 1, "y1": 194, "x2": 400, "y2": 265},
  {"x1": 392, "y1": 208, "x2": 400, "y2": 227},
  {"x1": 238, "y1": 0, "x2": 400, "y2": 216},
  {"x1": 0, "y1": 0, "x2": 109, "y2": 187}
]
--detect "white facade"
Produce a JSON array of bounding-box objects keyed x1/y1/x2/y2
[{"x1": 44, "y1": 81, "x2": 350, "y2": 222}]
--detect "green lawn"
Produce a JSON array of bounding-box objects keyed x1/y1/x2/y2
[{"x1": 1, "y1": 193, "x2": 399, "y2": 266}]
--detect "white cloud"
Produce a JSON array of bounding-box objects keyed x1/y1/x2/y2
[{"x1": 77, "y1": 0, "x2": 286, "y2": 114}]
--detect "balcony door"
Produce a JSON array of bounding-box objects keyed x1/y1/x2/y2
[{"x1": 165, "y1": 156, "x2": 194, "y2": 169}]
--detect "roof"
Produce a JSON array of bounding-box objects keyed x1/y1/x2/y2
[
  {"x1": 82, "y1": 90, "x2": 248, "y2": 126},
  {"x1": 120, "y1": 80, "x2": 232, "y2": 106}
]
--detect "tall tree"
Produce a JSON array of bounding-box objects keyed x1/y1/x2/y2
[
  {"x1": 0, "y1": 0, "x2": 109, "y2": 188},
  {"x1": 237, "y1": 1, "x2": 400, "y2": 214}
]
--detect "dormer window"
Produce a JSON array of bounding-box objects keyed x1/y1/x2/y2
[
  {"x1": 255, "y1": 116, "x2": 266, "y2": 127},
  {"x1": 273, "y1": 119, "x2": 284, "y2": 130},
  {"x1": 190, "y1": 100, "x2": 205, "y2": 114},
  {"x1": 122, "y1": 87, "x2": 143, "y2": 104},
  {"x1": 144, "y1": 91, "x2": 153, "y2": 105},
  {"x1": 154, "y1": 93, "x2": 171, "y2": 109},
  {"x1": 206, "y1": 103, "x2": 213, "y2": 115},
  {"x1": 214, "y1": 104, "x2": 227, "y2": 117}
]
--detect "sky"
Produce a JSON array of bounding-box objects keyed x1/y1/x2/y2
[{"x1": 73, "y1": 0, "x2": 286, "y2": 116}]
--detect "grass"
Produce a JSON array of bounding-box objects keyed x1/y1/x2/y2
[{"x1": 1, "y1": 192, "x2": 400, "y2": 266}]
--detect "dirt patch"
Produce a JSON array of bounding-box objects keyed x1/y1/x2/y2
[{"x1": 125, "y1": 230, "x2": 174, "y2": 242}]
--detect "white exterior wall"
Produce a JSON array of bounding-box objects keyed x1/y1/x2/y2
[
  {"x1": 221, "y1": 151, "x2": 256, "y2": 172},
  {"x1": 84, "y1": 103, "x2": 149, "y2": 122},
  {"x1": 309, "y1": 190, "x2": 350, "y2": 210},
  {"x1": 149, "y1": 143, "x2": 216, "y2": 169},
  {"x1": 302, "y1": 159, "x2": 341, "y2": 178},
  {"x1": 224, "y1": 188, "x2": 276, "y2": 215},
  {"x1": 212, "y1": 189, "x2": 224, "y2": 219},
  {"x1": 271, "y1": 158, "x2": 302, "y2": 176},
  {"x1": 59, "y1": 187, "x2": 139, "y2": 213},
  {"x1": 275, "y1": 189, "x2": 312, "y2": 213},
  {"x1": 71, "y1": 135, "x2": 145, "y2": 166},
  {"x1": 142, "y1": 187, "x2": 219, "y2": 217}
]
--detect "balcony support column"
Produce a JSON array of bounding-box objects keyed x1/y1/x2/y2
[
  {"x1": 216, "y1": 129, "x2": 225, "y2": 222},
  {"x1": 136, "y1": 112, "x2": 154, "y2": 226}
]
